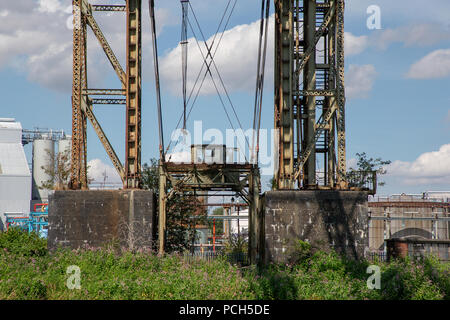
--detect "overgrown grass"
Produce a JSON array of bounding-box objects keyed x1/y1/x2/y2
[{"x1": 0, "y1": 229, "x2": 448, "y2": 300}]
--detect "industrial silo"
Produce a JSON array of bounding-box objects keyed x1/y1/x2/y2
[
  {"x1": 32, "y1": 136, "x2": 55, "y2": 202},
  {"x1": 58, "y1": 136, "x2": 71, "y2": 158}
]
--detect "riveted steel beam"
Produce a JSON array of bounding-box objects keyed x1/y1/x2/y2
[
  {"x1": 92, "y1": 5, "x2": 126, "y2": 12},
  {"x1": 91, "y1": 98, "x2": 127, "y2": 105},
  {"x1": 83, "y1": 88, "x2": 126, "y2": 96},
  {"x1": 70, "y1": 0, "x2": 88, "y2": 189},
  {"x1": 125, "y1": 0, "x2": 142, "y2": 189}
]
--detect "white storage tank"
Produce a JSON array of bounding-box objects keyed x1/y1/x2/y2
[
  {"x1": 32, "y1": 137, "x2": 55, "y2": 202},
  {"x1": 58, "y1": 136, "x2": 71, "y2": 158}
]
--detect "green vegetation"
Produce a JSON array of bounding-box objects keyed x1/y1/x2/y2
[
  {"x1": 141, "y1": 159, "x2": 206, "y2": 253},
  {"x1": 1, "y1": 231, "x2": 448, "y2": 300},
  {"x1": 347, "y1": 152, "x2": 392, "y2": 187}
]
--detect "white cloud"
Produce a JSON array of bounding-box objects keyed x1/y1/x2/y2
[
  {"x1": 87, "y1": 158, "x2": 122, "y2": 184},
  {"x1": 375, "y1": 24, "x2": 450, "y2": 50},
  {"x1": 346, "y1": 64, "x2": 377, "y2": 99},
  {"x1": 406, "y1": 49, "x2": 450, "y2": 79},
  {"x1": 160, "y1": 15, "x2": 274, "y2": 96},
  {"x1": 343, "y1": 24, "x2": 450, "y2": 56},
  {"x1": 345, "y1": 32, "x2": 369, "y2": 56},
  {"x1": 0, "y1": 1, "x2": 173, "y2": 92},
  {"x1": 346, "y1": 0, "x2": 450, "y2": 26},
  {"x1": 387, "y1": 144, "x2": 450, "y2": 185},
  {"x1": 37, "y1": 0, "x2": 65, "y2": 13}
]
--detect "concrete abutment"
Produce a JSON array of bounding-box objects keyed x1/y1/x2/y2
[
  {"x1": 48, "y1": 190, "x2": 155, "y2": 250},
  {"x1": 262, "y1": 190, "x2": 369, "y2": 264}
]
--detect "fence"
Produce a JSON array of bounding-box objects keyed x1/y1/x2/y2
[
  {"x1": 366, "y1": 251, "x2": 387, "y2": 262},
  {"x1": 347, "y1": 170, "x2": 377, "y2": 195},
  {"x1": 183, "y1": 251, "x2": 248, "y2": 265}
]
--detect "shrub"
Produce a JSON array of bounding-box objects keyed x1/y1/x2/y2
[
  {"x1": 0, "y1": 231, "x2": 448, "y2": 300},
  {"x1": 0, "y1": 228, "x2": 47, "y2": 257}
]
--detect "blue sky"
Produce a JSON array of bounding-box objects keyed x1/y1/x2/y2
[{"x1": 0, "y1": 0, "x2": 449, "y2": 195}]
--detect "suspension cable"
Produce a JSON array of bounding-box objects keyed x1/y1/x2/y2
[
  {"x1": 166, "y1": 0, "x2": 237, "y2": 156},
  {"x1": 252, "y1": 0, "x2": 270, "y2": 165},
  {"x1": 187, "y1": 17, "x2": 249, "y2": 163},
  {"x1": 149, "y1": 0, "x2": 165, "y2": 160},
  {"x1": 181, "y1": 0, "x2": 189, "y2": 130},
  {"x1": 188, "y1": 2, "x2": 251, "y2": 156}
]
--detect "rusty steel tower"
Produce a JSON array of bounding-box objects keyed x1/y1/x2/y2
[
  {"x1": 70, "y1": 0, "x2": 142, "y2": 189},
  {"x1": 274, "y1": 0, "x2": 347, "y2": 190}
]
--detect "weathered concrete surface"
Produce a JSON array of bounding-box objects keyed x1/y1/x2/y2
[
  {"x1": 48, "y1": 190, "x2": 155, "y2": 250},
  {"x1": 263, "y1": 190, "x2": 369, "y2": 263}
]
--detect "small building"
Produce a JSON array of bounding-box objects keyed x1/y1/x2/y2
[{"x1": 0, "y1": 118, "x2": 32, "y2": 230}]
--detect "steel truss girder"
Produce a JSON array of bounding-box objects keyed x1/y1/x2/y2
[
  {"x1": 158, "y1": 163, "x2": 262, "y2": 264},
  {"x1": 92, "y1": 5, "x2": 126, "y2": 12},
  {"x1": 91, "y1": 98, "x2": 127, "y2": 105},
  {"x1": 70, "y1": 0, "x2": 142, "y2": 189},
  {"x1": 83, "y1": 89, "x2": 126, "y2": 95},
  {"x1": 81, "y1": 97, "x2": 125, "y2": 179}
]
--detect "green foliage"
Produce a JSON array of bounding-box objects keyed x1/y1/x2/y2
[
  {"x1": 348, "y1": 152, "x2": 392, "y2": 187},
  {"x1": 141, "y1": 158, "x2": 206, "y2": 253},
  {"x1": 40, "y1": 148, "x2": 71, "y2": 190},
  {"x1": 141, "y1": 158, "x2": 159, "y2": 196},
  {"x1": 0, "y1": 232, "x2": 448, "y2": 300},
  {"x1": 0, "y1": 228, "x2": 47, "y2": 257},
  {"x1": 269, "y1": 176, "x2": 278, "y2": 190},
  {"x1": 224, "y1": 234, "x2": 248, "y2": 256},
  {"x1": 287, "y1": 240, "x2": 312, "y2": 266},
  {"x1": 379, "y1": 256, "x2": 448, "y2": 300}
]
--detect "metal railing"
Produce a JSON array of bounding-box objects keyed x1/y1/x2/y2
[
  {"x1": 366, "y1": 251, "x2": 387, "y2": 262},
  {"x1": 369, "y1": 194, "x2": 450, "y2": 203},
  {"x1": 347, "y1": 170, "x2": 377, "y2": 195},
  {"x1": 183, "y1": 251, "x2": 249, "y2": 265}
]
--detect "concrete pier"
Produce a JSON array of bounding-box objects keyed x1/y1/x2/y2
[
  {"x1": 48, "y1": 190, "x2": 155, "y2": 250},
  {"x1": 263, "y1": 190, "x2": 369, "y2": 263}
]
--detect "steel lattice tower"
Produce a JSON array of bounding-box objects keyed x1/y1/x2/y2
[
  {"x1": 274, "y1": 0, "x2": 347, "y2": 190},
  {"x1": 70, "y1": 0, "x2": 142, "y2": 189}
]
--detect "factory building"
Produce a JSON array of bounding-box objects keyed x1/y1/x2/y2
[
  {"x1": 0, "y1": 118, "x2": 32, "y2": 231},
  {"x1": 368, "y1": 193, "x2": 450, "y2": 260}
]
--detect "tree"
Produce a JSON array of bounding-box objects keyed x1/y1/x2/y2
[
  {"x1": 40, "y1": 148, "x2": 94, "y2": 191},
  {"x1": 347, "y1": 152, "x2": 391, "y2": 188},
  {"x1": 269, "y1": 176, "x2": 278, "y2": 190},
  {"x1": 40, "y1": 148, "x2": 71, "y2": 191},
  {"x1": 141, "y1": 158, "x2": 206, "y2": 253}
]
